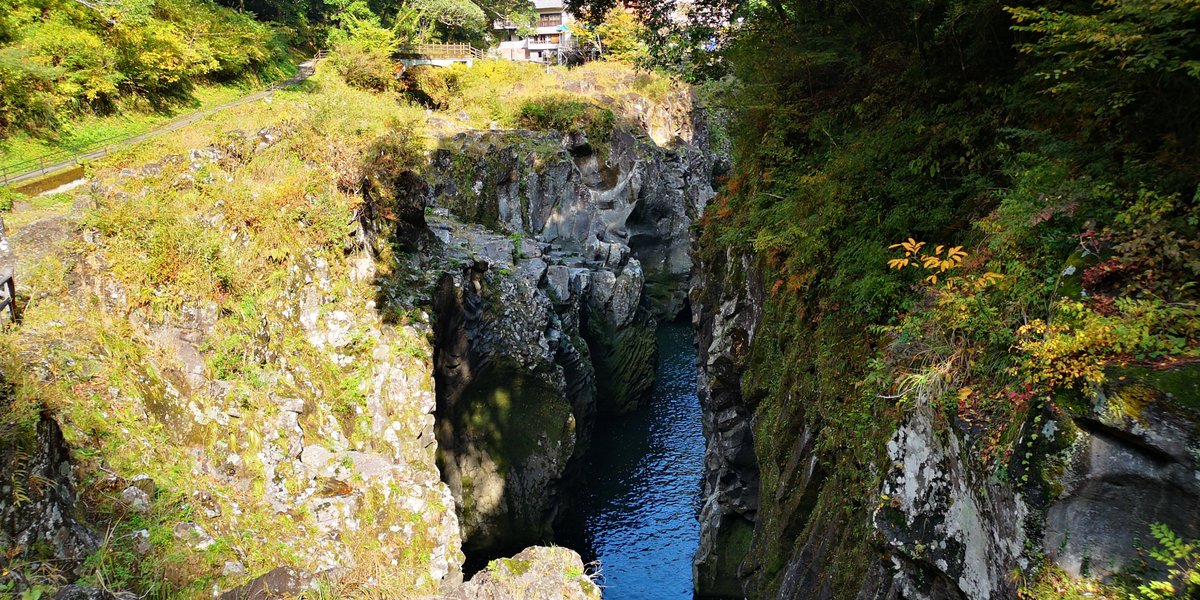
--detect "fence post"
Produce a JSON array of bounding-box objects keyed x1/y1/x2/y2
[{"x1": 6, "y1": 275, "x2": 13, "y2": 322}]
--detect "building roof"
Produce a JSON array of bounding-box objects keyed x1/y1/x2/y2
[{"x1": 531, "y1": 0, "x2": 564, "y2": 10}]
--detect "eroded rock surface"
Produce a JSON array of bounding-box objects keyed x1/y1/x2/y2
[
  {"x1": 693, "y1": 225, "x2": 1200, "y2": 600},
  {"x1": 692, "y1": 249, "x2": 763, "y2": 598},
  {"x1": 423, "y1": 103, "x2": 719, "y2": 559},
  {"x1": 1045, "y1": 366, "x2": 1200, "y2": 582},
  {"x1": 455, "y1": 546, "x2": 601, "y2": 600},
  {"x1": 0, "y1": 418, "x2": 98, "y2": 580},
  {"x1": 428, "y1": 213, "x2": 650, "y2": 555},
  {"x1": 876, "y1": 403, "x2": 1027, "y2": 600}
]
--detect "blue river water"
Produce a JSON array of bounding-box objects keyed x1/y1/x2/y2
[{"x1": 560, "y1": 323, "x2": 705, "y2": 599}]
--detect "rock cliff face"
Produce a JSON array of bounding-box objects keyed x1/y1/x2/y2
[
  {"x1": 0, "y1": 63, "x2": 720, "y2": 599},
  {"x1": 0, "y1": 418, "x2": 98, "y2": 582},
  {"x1": 871, "y1": 366, "x2": 1200, "y2": 600},
  {"x1": 691, "y1": 249, "x2": 764, "y2": 597},
  {"x1": 693, "y1": 247, "x2": 1200, "y2": 599},
  {"x1": 423, "y1": 103, "x2": 719, "y2": 560},
  {"x1": 1, "y1": 127, "x2": 464, "y2": 598}
]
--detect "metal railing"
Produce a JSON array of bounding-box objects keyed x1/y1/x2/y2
[{"x1": 0, "y1": 141, "x2": 120, "y2": 186}]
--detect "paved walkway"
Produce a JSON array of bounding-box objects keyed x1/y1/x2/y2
[{"x1": 2, "y1": 55, "x2": 322, "y2": 189}]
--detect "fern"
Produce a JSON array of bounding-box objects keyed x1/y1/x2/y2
[{"x1": 1136, "y1": 523, "x2": 1200, "y2": 600}]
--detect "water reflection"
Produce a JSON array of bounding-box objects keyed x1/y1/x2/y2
[{"x1": 560, "y1": 324, "x2": 704, "y2": 599}]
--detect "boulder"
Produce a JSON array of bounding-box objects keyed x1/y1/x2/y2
[
  {"x1": 455, "y1": 546, "x2": 600, "y2": 600},
  {"x1": 219, "y1": 566, "x2": 314, "y2": 600},
  {"x1": 1044, "y1": 365, "x2": 1200, "y2": 581}
]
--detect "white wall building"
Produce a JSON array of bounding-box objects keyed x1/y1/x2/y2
[{"x1": 494, "y1": 0, "x2": 575, "y2": 63}]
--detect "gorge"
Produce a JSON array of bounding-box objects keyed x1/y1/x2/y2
[{"x1": 1, "y1": 0, "x2": 1199, "y2": 596}]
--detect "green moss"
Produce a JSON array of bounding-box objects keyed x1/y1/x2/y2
[
  {"x1": 459, "y1": 367, "x2": 573, "y2": 477},
  {"x1": 694, "y1": 515, "x2": 754, "y2": 597},
  {"x1": 642, "y1": 268, "x2": 683, "y2": 314},
  {"x1": 582, "y1": 307, "x2": 657, "y2": 415},
  {"x1": 1056, "y1": 250, "x2": 1099, "y2": 301},
  {"x1": 492, "y1": 557, "x2": 533, "y2": 577},
  {"x1": 1108, "y1": 364, "x2": 1200, "y2": 412}
]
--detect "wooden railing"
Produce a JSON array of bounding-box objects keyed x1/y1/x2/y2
[{"x1": 398, "y1": 44, "x2": 483, "y2": 60}]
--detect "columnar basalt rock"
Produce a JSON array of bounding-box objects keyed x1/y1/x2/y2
[
  {"x1": 0, "y1": 418, "x2": 99, "y2": 580},
  {"x1": 691, "y1": 250, "x2": 765, "y2": 599},
  {"x1": 426, "y1": 212, "x2": 652, "y2": 557},
  {"x1": 427, "y1": 107, "x2": 718, "y2": 323},
  {"x1": 424, "y1": 98, "x2": 720, "y2": 561}
]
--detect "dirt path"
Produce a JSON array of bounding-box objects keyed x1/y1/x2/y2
[{"x1": 2, "y1": 55, "x2": 322, "y2": 190}]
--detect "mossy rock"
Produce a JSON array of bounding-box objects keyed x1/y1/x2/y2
[
  {"x1": 458, "y1": 367, "x2": 574, "y2": 478},
  {"x1": 1107, "y1": 363, "x2": 1200, "y2": 412},
  {"x1": 583, "y1": 307, "x2": 657, "y2": 415}
]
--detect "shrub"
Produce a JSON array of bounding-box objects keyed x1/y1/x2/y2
[
  {"x1": 403, "y1": 65, "x2": 461, "y2": 109},
  {"x1": 0, "y1": 0, "x2": 291, "y2": 136},
  {"x1": 329, "y1": 43, "x2": 399, "y2": 91},
  {"x1": 515, "y1": 94, "x2": 615, "y2": 143},
  {"x1": 0, "y1": 47, "x2": 62, "y2": 133},
  {"x1": 1139, "y1": 523, "x2": 1200, "y2": 599},
  {"x1": 632, "y1": 72, "x2": 671, "y2": 101},
  {"x1": 0, "y1": 187, "x2": 28, "y2": 212},
  {"x1": 363, "y1": 120, "x2": 427, "y2": 177}
]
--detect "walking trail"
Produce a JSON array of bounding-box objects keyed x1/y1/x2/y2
[{"x1": 2, "y1": 54, "x2": 323, "y2": 189}]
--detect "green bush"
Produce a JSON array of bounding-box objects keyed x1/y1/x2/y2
[
  {"x1": 0, "y1": 187, "x2": 27, "y2": 212},
  {"x1": 330, "y1": 43, "x2": 398, "y2": 91},
  {"x1": 0, "y1": 0, "x2": 291, "y2": 137},
  {"x1": 404, "y1": 65, "x2": 461, "y2": 109},
  {"x1": 515, "y1": 94, "x2": 615, "y2": 143}
]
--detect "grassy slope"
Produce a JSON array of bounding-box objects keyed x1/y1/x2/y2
[
  {"x1": 0, "y1": 58, "x2": 686, "y2": 598},
  {"x1": 0, "y1": 65, "x2": 446, "y2": 598},
  {"x1": 0, "y1": 79, "x2": 288, "y2": 174},
  {"x1": 0, "y1": 0, "x2": 298, "y2": 173}
]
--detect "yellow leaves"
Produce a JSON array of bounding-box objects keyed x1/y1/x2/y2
[
  {"x1": 887, "y1": 238, "x2": 978, "y2": 287},
  {"x1": 888, "y1": 238, "x2": 926, "y2": 257},
  {"x1": 980, "y1": 271, "x2": 1004, "y2": 285},
  {"x1": 957, "y1": 387, "x2": 973, "y2": 401}
]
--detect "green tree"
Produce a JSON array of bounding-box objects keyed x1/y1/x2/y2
[{"x1": 570, "y1": 8, "x2": 648, "y2": 63}]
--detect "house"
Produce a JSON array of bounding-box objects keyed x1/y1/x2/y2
[{"x1": 493, "y1": 0, "x2": 575, "y2": 64}]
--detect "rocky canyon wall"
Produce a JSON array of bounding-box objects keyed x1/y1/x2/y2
[
  {"x1": 418, "y1": 93, "x2": 719, "y2": 560},
  {"x1": 691, "y1": 241, "x2": 1200, "y2": 599},
  {"x1": 0, "y1": 67, "x2": 718, "y2": 599}
]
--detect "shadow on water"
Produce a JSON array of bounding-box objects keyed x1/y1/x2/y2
[{"x1": 558, "y1": 322, "x2": 704, "y2": 599}]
